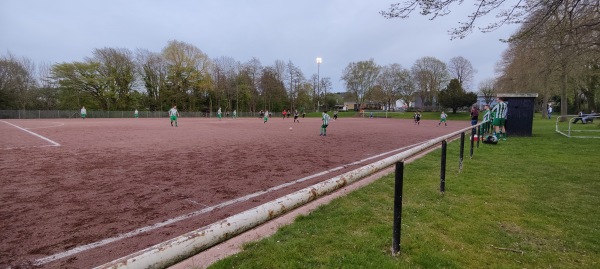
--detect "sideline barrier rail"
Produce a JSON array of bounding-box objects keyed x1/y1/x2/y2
[
  {"x1": 95, "y1": 121, "x2": 489, "y2": 269},
  {"x1": 555, "y1": 115, "x2": 600, "y2": 139}
]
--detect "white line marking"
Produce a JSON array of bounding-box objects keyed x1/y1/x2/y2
[
  {"x1": 34, "y1": 141, "x2": 426, "y2": 265},
  {"x1": 25, "y1": 122, "x2": 65, "y2": 130},
  {"x1": 0, "y1": 120, "x2": 61, "y2": 147}
]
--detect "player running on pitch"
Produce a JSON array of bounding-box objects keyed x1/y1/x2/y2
[
  {"x1": 263, "y1": 110, "x2": 269, "y2": 123},
  {"x1": 437, "y1": 111, "x2": 447, "y2": 127},
  {"x1": 320, "y1": 111, "x2": 331, "y2": 136},
  {"x1": 169, "y1": 105, "x2": 180, "y2": 127}
]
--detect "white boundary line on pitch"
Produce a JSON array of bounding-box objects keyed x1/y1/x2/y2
[
  {"x1": 34, "y1": 141, "x2": 427, "y2": 266},
  {"x1": 0, "y1": 120, "x2": 61, "y2": 148},
  {"x1": 25, "y1": 121, "x2": 65, "y2": 130}
]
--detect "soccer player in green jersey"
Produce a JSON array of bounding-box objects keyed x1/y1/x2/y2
[
  {"x1": 481, "y1": 104, "x2": 491, "y2": 135},
  {"x1": 320, "y1": 111, "x2": 331, "y2": 136},
  {"x1": 491, "y1": 97, "x2": 508, "y2": 140}
]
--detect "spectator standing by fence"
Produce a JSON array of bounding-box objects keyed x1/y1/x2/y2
[
  {"x1": 80, "y1": 106, "x2": 86, "y2": 119},
  {"x1": 470, "y1": 105, "x2": 479, "y2": 126},
  {"x1": 134, "y1": 109, "x2": 139, "y2": 118}
]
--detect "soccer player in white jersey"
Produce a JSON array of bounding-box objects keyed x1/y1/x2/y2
[
  {"x1": 320, "y1": 111, "x2": 331, "y2": 136},
  {"x1": 169, "y1": 105, "x2": 180, "y2": 127},
  {"x1": 491, "y1": 97, "x2": 508, "y2": 140},
  {"x1": 263, "y1": 110, "x2": 269, "y2": 123},
  {"x1": 437, "y1": 111, "x2": 447, "y2": 126}
]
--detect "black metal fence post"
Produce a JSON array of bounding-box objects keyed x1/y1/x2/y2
[
  {"x1": 392, "y1": 161, "x2": 404, "y2": 255},
  {"x1": 440, "y1": 140, "x2": 447, "y2": 193},
  {"x1": 459, "y1": 132, "x2": 465, "y2": 172},
  {"x1": 477, "y1": 124, "x2": 481, "y2": 148},
  {"x1": 470, "y1": 129, "x2": 475, "y2": 158}
]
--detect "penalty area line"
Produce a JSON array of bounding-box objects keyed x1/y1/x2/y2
[
  {"x1": 0, "y1": 120, "x2": 61, "y2": 147},
  {"x1": 33, "y1": 141, "x2": 425, "y2": 266}
]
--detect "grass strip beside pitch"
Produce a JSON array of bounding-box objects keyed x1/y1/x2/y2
[{"x1": 209, "y1": 118, "x2": 600, "y2": 269}]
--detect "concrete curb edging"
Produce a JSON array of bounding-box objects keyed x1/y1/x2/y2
[{"x1": 97, "y1": 127, "x2": 472, "y2": 269}]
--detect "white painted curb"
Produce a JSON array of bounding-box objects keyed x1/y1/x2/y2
[{"x1": 97, "y1": 126, "x2": 475, "y2": 269}]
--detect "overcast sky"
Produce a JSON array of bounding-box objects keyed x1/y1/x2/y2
[{"x1": 0, "y1": 0, "x2": 520, "y2": 92}]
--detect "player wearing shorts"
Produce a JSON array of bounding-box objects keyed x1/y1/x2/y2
[
  {"x1": 134, "y1": 109, "x2": 139, "y2": 118},
  {"x1": 415, "y1": 112, "x2": 421, "y2": 125},
  {"x1": 481, "y1": 105, "x2": 491, "y2": 135},
  {"x1": 263, "y1": 110, "x2": 269, "y2": 123},
  {"x1": 320, "y1": 111, "x2": 330, "y2": 136},
  {"x1": 294, "y1": 110, "x2": 299, "y2": 123},
  {"x1": 217, "y1": 107, "x2": 222, "y2": 120},
  {"x1": 491, "y1": 97, "x2": 508, "y2": 140},
  {"x1": 437, "y1": 111, "x2": 447, "y2": 126},
  {"x1": 169, "y1": 105, "x2": 180, "y2": 127},
  {"x1": 80, "y1": 106, "x2": 86, "y2": 119}
]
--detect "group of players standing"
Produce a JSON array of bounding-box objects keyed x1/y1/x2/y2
[
  {"x1": 165, "y1": 98, "x2": 508, "y2": 140},
  {"x1": 412, "y1": 96, "x2": 508, "y2": 142}
]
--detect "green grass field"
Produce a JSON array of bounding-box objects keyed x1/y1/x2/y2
[{"x1": 209, "y1": 117, "x2": 600, "y2": 269}]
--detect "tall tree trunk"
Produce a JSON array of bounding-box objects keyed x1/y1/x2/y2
[{"x1": 560, "y1": 66, "x2": 568, "y2": 122}]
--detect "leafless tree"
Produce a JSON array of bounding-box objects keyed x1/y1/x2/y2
[
  {"x1": 0, "y1": 53, "x2": 37, "y2": 109},
  {"x1": 411, "y1": 56, "x2": 449, "y2": 109},
  {"x1": 136, "y1": 49, "x2": 168, "y2": 111},
  {"x1": 478, "y1": 78, "x2": 496, "y2": 106},
  {"x1": 381, "y1": 0, "x2": 600, "y2": 43},
  {"x1": 448, "y1": 56, "x2": 476, "y2": 90},
  {"x1": 341, "y1": 59, "x2": 380, "y2": 110},
  {"x1": 377, "y1": 63, "x2": 412, "y2": 110}
]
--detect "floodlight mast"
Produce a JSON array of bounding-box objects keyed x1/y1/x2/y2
[{"x1": 316, "y1": 57, "x2": 322, "y2": 111}]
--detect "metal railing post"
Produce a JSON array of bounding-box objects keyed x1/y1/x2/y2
[
  {"x1": 459, "y1": 132, "x2": 465, "y2": 172},
  {"x1": 470, "y1": 130, "x2": 475, "y2": 158},
  {"x1": 440, "y1": 140, "x2": 447, "y2": 193},
  {"x1": 392, "y1": 161, "x2": 404, "y2": 255},
  {"x1": 477, "y1": 125, "x2": 481, "y2": 148}
]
